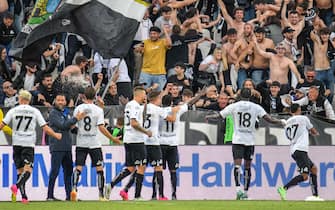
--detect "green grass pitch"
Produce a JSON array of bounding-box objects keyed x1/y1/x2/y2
[{"x1": 1, "y1": 200, "x2": 335, "y2": 210}]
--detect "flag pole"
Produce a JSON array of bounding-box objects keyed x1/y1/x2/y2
[{"x1": 101, "y1": 58, "x2": 122, "y2": 100}]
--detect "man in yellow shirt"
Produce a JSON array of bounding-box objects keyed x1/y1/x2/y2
[
  {"x1": 136, "y1": 26, "x2": 172, "y2": 91},
  {"x1": 0, "y1": 108, "x2": 12, "y2": 136}
]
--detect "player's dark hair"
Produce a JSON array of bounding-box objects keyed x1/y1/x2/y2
[
  {"x1": 148, "y1": 90, "x2": 161, "y2": 102},
  {"x1": 84, "y1": 87, "x2": 96, "y2": 100},
  {"x1": 162, "y1": 94, "x2": 172, "y2": 107},
  {"x1": 240, "y1": 88, "x2": 251, "y2": 99},
  {"x1": 290, "y1": 103, "x2": 300, "y2": 113}
]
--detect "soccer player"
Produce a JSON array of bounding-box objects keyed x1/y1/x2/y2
[
  {"x1": 277, "y1": 104, "x2": 324, "y2": 201},
  {"x1": 105, "y1": 86, "x2": 152, "y2": 200},
  {"x1": 70, "y1": 87, "x2": 121, "y2": 201},
  {"x1": 0, "y1": 90, "x2": 62, "y2": 203},
  {"x1": 206, "y1": 88, "x2": 285, "y2": 200},
  {"x1": 143, "y1": 91, "x2": 179, "y2": 200},
  {"x1": 158, "y1": 88, "x2": 206, "y2": 200}
]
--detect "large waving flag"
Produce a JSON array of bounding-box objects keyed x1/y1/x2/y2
[
  {"x1": 10, "y1": 0, "x2": 149, "y2": 63},
  {"x1": 10, "y1": 0, "x2": 62, "y2": 63}
]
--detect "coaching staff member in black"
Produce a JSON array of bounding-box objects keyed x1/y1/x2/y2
[{"x1": 47, "y1": 93, "x2": 85, "y2": 201}]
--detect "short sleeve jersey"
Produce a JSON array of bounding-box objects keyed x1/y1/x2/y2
[
  {"x1": 159, "y1": 103, "x2": 188, "y2": 146},
  {"x1": 285, "y1": 115, "x2": 313, "y2": 154},
  {"x1": 144, "y1": 103, "x2": 168, "y2": 145},
  {"x1": 74, "y1": 103, "x2": 105, "y2": 148},
  {"x1": 123, "y1": 100, "x2": 145, "y2": 143},
  {"x1": 3, "y1": 105, "x2": 47, "y2": 147},
  {"x1": 220, "y1": 101, "x2": 267, "y2": 145}
]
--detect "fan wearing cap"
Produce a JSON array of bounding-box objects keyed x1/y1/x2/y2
[
  {"x1": 310, "y1": 27, "x2": 334, "y2": 103},
  {"x1": 280, "y1": 26, "x2": 300, "y2": 62},
  {"x1": 254, "y1": 40, "x2": 304, "y2": 94},
  {"x1": 135, "y1": 26, "x2": 172, "y2": 91}
]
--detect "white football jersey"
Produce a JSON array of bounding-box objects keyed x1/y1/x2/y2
[
  {"x1": 159, "y1": 103, "x2": 188, "y2": 146},
  {"x1": 74, "y1": 103, "x2": 105, "y2": 148},
  {"x1": 123, "y1": 100, "x2": 145, "y2": 143},
  {"x1": 284, "y1": 115, "x2": 313, "y2": 154},
  {"x1": 3, "y1": 105, "x2": 47, "y2": 147},
  {"x1": 144, "y1": 103, "x2": 168, "y2": 145},
  {"x1": 220, "y1": 101, "x2": 267, "y2": 145}
]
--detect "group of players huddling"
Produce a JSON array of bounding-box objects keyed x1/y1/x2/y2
[{"x1": 0, "y1": 86, "x2": 324, "y2": 202}]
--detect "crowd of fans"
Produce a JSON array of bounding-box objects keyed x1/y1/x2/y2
[{"x1": 0, "y1": 0, "x2": 334, "y2": 121}]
